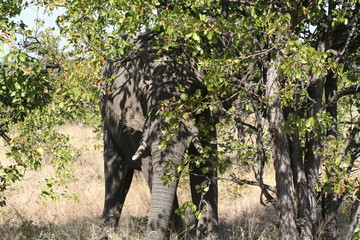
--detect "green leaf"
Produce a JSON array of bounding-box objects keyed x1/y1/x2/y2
[
  {"x1": 14, "y1": 82, "x2": 21, "y2": 90},
  {"x1": 199, "y1": 14, "x2": 207, "y2": 22},
  {"x1": 159, "y1": 139, "x2": 167, "y2": 151},
  {"x1": 192, "y1": 32, "x2": 200, "y2": 41},
  {"x1": 305, "y1": 116, "x2": 317, "y2": 130},
  {"x1": 18, "y1": 53, "x2": 26, "y2": 62},
  {"x1": 180, "y1": 93, "x2": 187, "y2": 100}
]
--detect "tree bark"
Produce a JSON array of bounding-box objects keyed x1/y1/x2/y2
[
  {"x1": 266, "y1": 62, "x2": 298, "y2": 240},
  {"x1": 323, "y1": 71, "x2": 340, "y2": 240},
  {"x1": 304, "y1": 79, "x2": 323, "y2": 237},
  {"x1": 346, "y1": 189, "x2": 360, "y2": 240},
  {"x1": 290, "y1": 128, "x2": 313, "y2": 240},
  {"x1": 284, "y1": 85, "x2": 313, "y2": 239},
  {"x1": 325, "y1": 71, "x2": 338, "y2": 138},
  {"x1": 305, "y1": 32, "x2": 326, "y2": 235}
]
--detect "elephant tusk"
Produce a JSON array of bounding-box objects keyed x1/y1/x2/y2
[
  {"x1": 192, "y1": 137, "x2": 203, "y2": 154},
  {"x1": 132, "y1": 141, "x2": 147, "y2": 160}
]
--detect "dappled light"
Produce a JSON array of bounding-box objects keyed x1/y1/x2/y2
[{"x1": 1, "y1": 1, "x2": 359, "y2": 239}]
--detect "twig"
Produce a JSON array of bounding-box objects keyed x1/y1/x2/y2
[{"x1": 0, "y1": 126, "x2": 12, "y2": 143}]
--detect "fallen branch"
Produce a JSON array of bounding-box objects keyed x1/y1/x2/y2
[
  {"x1": 214, "y1": 173, "x2": 277, "y2": 206},
  {"x1": 214, "y1": 173, "x2": 276, "y2": 193}
]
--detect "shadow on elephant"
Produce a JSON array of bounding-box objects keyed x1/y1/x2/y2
[{"x1": 100, "y1": 33, "x2": 219, "y2": 240}]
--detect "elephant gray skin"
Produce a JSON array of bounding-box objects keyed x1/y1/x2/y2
[{"x1": 100, "y1": 33, "x2": 218, "y2": 240}]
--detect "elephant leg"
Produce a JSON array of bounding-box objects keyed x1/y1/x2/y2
[
  {"x1": 190, "y1": 161, "x2": 218, "y2": 240},
  {"x1": 102, "y1": 130, "x2": 134, "y2": 227}
]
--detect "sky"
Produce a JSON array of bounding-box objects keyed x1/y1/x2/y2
[
  {"x1": 3, "y1": 5, "x2": 65, "y2": 55},
  {"x1": 14, "y1": 5, "x2": 62, "y2": 31}
]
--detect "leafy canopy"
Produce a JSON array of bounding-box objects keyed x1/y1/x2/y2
[{"x1": 0, "y1": 1, "x2": 359, "y2": 238}]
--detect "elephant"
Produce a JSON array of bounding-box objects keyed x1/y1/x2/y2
[{"x1": 100, "y1": 32, "x2": 218, "y2": 240}]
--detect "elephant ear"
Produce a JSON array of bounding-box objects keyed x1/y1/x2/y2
[{"x1": 132, "y1": 115, "x2": 203, "y2": 161}]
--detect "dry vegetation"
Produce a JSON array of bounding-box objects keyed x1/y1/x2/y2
[{"x1": 0, "y1": 124, "x2": 278, "y2": 240}]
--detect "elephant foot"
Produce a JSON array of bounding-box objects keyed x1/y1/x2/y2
[
  {"x1": 100, "y1": 214, "x2": 120, "y2": 240},
  {"x1": 171, "y1": 219, "x2": 186, "y2": 239},
  {"x1": 99, "y1": 223, "x2": 112, "y2": 240},
  {"x1": 196, "y1": 217, "x2": 219, "y2": 240},
  {"x1": 196, "y1": 228, "x2": 219, "y2": 240},
  {"x1": 102, "y1": 218, "x2": 119, "y2": 229},
  {"x1": 100, "y1": 236, "x2": 109, "y2": 240},
  {"x1": 102, "y1": 210, "x2": 121, "y2": 227}
]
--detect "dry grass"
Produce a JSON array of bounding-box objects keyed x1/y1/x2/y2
[{"x1": 0, "y1": 124, "x2": 278, "y2": 240}]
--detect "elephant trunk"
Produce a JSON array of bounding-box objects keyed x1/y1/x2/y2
[{"x1": 146, "y1": 141, "x2": 185, "y2": 240}]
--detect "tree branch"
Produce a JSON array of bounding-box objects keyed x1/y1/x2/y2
[
  {"x1": 344, "y1": 122, "x2": 360, "y2": 177},
  {"x1": 338, "y1": 4, "x2": 360, "y2": 59},
  {"x1": 220, "y1": 0, "x2": 256, "y2": 6},
  {"x1": 321, "y1": 83, "x2": 360, "y2": 112},
  {"x1": 236, "y1": 119, "x2": 258, "y2": 132}
]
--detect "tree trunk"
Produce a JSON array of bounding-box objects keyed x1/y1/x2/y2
[
  {"x1": 325, "y1": 72, "x2": 337, "y2": 138},
  {"x1": 290, "y1": 129, "x2": 313, "y2": 240},
  {"x1": 266, "y1": 62, "x2": 298, "y2": 240},
  {"x1": 304, "y1": 79, "x2": 324, "y2": 237},
  {"x1": 323, "y1": 71, "x2": 340, "y2": 240},
  {"x1": 346, "y1": 189, "x2": 360, "y2": 240},
  {"x1": 285, "y1": 87, "x2": 314, "y2": 239}
]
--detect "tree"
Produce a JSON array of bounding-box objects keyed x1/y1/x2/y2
[
  {"x1": 1, "y1": 0, "x2": 359, "y2": 239},
  {"x1": 0, "y1": 2, "x2": 101, "y2": 210}
]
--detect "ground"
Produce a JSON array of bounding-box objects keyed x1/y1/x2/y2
[{"x1": 0, "y1": 124, "x2": 278, "y2": 240}]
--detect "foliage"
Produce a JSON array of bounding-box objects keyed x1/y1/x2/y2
[
  {"x1": 0, "y1": 4, "x2": 101, "y2": 210},
  {"x1": 0, "y1": 50, "x2": 52, "y2": 125},
  {"x1": 1, "y1": 0, "x2": 359, "y2": 239}
]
